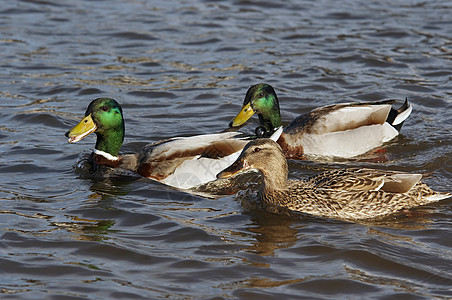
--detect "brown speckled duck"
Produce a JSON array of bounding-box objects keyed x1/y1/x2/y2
[
  {"x1": 217, "y1": 139, "x2": 450, "y2": 221},
  {"x1": 229, "y1": 83, "x2": 412, "y2": 159},
  {"x1": 65, "y1": 98, "x2": 282, "y2": 189}
]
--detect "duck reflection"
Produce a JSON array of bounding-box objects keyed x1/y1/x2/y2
[
  {"x1": 246, "y1": 211, "x2": 299, "y2": 256},
  {"x1": 236, "y1": 188, "x2": 437, "y2": 259},
  {"x1": 51, "y1": 216, "x2": 115, "y2": 242},
  {"x1": 235, "y1": 191, "x2": 301, "y2": 256}
]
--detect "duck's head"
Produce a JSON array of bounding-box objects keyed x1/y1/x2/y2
[
  {"x1": 229, "y1": 83, "x2": 282, "y2": 137},
  {"x1": 217, "y1": 138, "x2": 288, "y2": 190},
  {"x1": 65, "y1": 98, "x2": 125, "y2": 156}
]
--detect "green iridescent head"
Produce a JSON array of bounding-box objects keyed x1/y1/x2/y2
[
  {"x1": 65, "y1": 98, "x2": 125, "y2": 156},
  {"x1": 229, "y1": 83, "x2": 282, "y2": 136}
]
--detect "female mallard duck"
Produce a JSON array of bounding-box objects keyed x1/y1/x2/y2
[
  {"x1": 217, "y1": 139, "x2": 450, "y2": 221},
  {"x1": 229, "y1": 83, "x2": 412, "y2": 159},
  {"x1": 65, "y1": 97, "x2": 282, "y2": 190}
]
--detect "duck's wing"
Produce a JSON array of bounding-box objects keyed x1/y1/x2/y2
[
  {"x1": 286, "y1": 100, "x2": 397, "y2": 135},
  {"x1": 288, "y1": 168, "x2": 449, "y2": 221},
  {"x1": 283, "y1": 100, "x2": 412, "y2": 158},
  {"x1": 135, "y1": 132, "x2": 249, "y2": 189},
  {"x1": 305, "y1": 168, "x2": 423, "y2": 193}
]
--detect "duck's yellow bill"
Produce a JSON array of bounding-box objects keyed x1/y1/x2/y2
[
  {"x1": 65, "y1": 114, "x2": 97, "y2": 143},
  {"x1": 230, "y1": 103, "x2": 255, "y2": 127}
]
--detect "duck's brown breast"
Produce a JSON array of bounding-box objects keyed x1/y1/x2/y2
[{"x1": 277, "y1": 133, "x2": 305, "y2": 160}]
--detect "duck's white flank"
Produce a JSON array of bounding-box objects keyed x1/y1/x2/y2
[
  {"x1": 300, "y1": 123, "x2": 398, "y2": 158},
  {"x1": 161, "y1": 127, "x2": 283, "y2": 189},
  {"x1": 161, "y1": 151, "x2": 242, "y2": 189}
]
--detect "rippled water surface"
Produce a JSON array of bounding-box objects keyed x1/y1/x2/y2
[{"x1": 1, "y1": 0, "x2": 451, "y2": 299}]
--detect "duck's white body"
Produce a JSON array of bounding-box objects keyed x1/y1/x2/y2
[
  {"x1": 281, "y1": 101, "x2": 412, "y2": 158},
  {"x1": 158, "y1": 128, "x2": 283, "y2": 189},
  {"x1": 94, "y1": 127, "x2": 283, "y2": 189},
  {"x1": 299, "y1": 123, "x2": 397, "y2": 158}
]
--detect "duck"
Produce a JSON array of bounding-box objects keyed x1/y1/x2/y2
[
  {"x1": 65, "y1": 97, "x2": 282, "y2": 190},
  {"x1": 217, "y1": 139, "x2": 450, "y2": 221},
  {"x1": 229, "y1": 83, "x2": 412, "y2": 159}
]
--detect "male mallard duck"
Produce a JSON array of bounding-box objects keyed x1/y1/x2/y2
[
  {"x1": 217, "y1": 139, "x2": 450, "y2": 221},
  {"x1": 65, "y1": 98, "x2": 282, "y2": 189},
  {"x1": 229, "y1": 83, "x2": 412, "y2": 159}
]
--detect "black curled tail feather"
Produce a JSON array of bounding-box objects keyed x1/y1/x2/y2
[{"x1": 386, "y1": 98, "x2": 412, "y2": 132}]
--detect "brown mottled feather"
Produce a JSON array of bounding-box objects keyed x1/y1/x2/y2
[{"x1": 263, "y1": 180, "x2": 441, "y2": 220}]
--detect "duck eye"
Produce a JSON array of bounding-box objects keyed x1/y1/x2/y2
[
  {"x1": 101, "y1": 106, "x2": 109, "y2": 111},
  {"x1": 253, "y1": 147, "x2": 261, "y2": 153},
  {"x1": 259, "y1": 92, "x2": 265, "y2": 98}
]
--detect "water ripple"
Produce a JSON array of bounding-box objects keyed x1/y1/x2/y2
[{"x1": 0, "y1": 0, "x2": 451, "y2": 298}]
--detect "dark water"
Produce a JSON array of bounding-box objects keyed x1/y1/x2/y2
[{"x1": 1, "y1": 0, "x2": 451, "y2": 299}]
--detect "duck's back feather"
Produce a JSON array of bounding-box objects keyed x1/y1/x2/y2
[
  {"x1": 280, "y1": 101, "x2": 406, "y2": 158},
  {"x1": 135, "y1": 132, "x2": 248, "y2": 188},
  {"x1": 285, "y1": 100, "x2": 396, "y2": 135},
  {"x1": 144, "y1": 132, "x2": 247, "y2": 160},
  {"x1": 267, "y1": 177, "x2": 449, "y2": 220},
  {"x1": 304, "y1": 168, "x2": 422, "y2": 193}
]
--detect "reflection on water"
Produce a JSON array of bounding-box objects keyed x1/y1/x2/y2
[
  {"x1": 51, "y1": 216, "x2": 116, "y2": 242},
  {"x1": 0, "y1": 0, "x2": 451, "y2": 298},
  {"x1": 246, "y1": 212, "x2": 299, "y2": 256}
]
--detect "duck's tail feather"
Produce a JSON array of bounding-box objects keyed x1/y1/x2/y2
[
  {"x1": 425, "y1": 192, "x2": 451, "y2": 203},
  {"x1": 386, "y1": 98, "x2": 412, "y2": 132}
]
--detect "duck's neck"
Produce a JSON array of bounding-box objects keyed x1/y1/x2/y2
[
  {"x1": 95, "y1": 129, "x2": 124, "y2": 157},
  {"x1": 257, "y1": 100, "x2": 282, "y2": 134},
  {"x1": 260, "y1": 164, "x2": 288, "y2": 194}
]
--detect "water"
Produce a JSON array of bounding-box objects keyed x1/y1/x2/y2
[{"x1": 1, "y1": 0, "x2": 451, "y2": 299}]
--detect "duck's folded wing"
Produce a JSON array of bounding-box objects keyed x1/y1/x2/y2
[
  {"x1": 143, "y1": 132, "x2": 247, "y2": 158},
  {"x1": 286, "y1": 100, "x2": 396, "y2": 135},
  {"x1": 136, "y1": 132, "x2": 249, "y2": 189},
  {"x1": 379, "y1": 172, "x2": 423, "y2": 193},
  {"x1": 306, "y1": 168, "x2": 422, "y2": 193}
]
